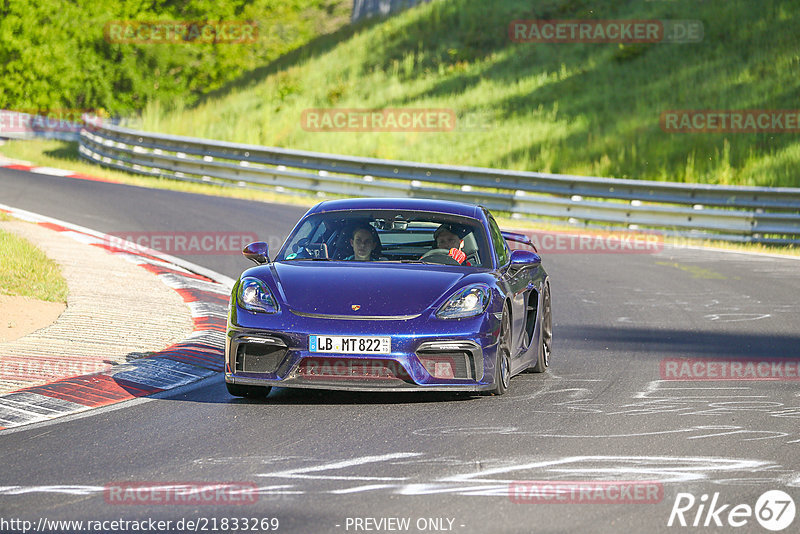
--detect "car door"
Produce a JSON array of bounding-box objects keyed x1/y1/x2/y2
[{"x1": 487, "y1": 215, "x2": 529, "y2": 365}]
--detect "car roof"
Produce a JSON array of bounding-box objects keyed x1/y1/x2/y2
[{"x1": 306, "y1": 198, "x2": 486, "y2": 220}]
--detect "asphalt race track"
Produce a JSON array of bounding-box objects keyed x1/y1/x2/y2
[{"x1": 1, "y1": 167, "x2": 799, "y2": 533}]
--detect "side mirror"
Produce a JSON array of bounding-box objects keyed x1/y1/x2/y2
[
  {"x1": 243, "y1": 241, "x2": 269, "y2": 265},
  {"x1": 509, "y1": 249, "x2": 541, "y2": 269}
]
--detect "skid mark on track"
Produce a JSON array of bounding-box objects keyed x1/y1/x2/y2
[
  {"x1": 615, "y1": 288, "x2": 798, "y2": 317},
  {"x1": 704, "y1": 313, "x2": 772, "y2": 322},
  {"x1": 3, "y1": 454, "x2": 797, "y2": 499},
  {"x1": 257, "y1": 452, "x2": 423, "y2": 481},
  {"x1": 204, "y1": 454, "x2": 800, "y2": 495},
  {"x1": 413, "y1": 425, "x2": 789, "y2": 442},
  {"x1": 458, "y1": 375, "x2": 800, "y2": 445},
  {"x1": 654, "y1": 261, "x2": 728, "y2": 280},
  {"x1": 251, "y1": 454, "x2": 800, "y2": 495}
]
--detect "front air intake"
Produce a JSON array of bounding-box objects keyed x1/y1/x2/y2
[
  {"x1": 416, "y1": 341, "x2": 484, "y2": 381},
  {"x1": 234, "y1": 336, "x2": 288, "y2": 374}
]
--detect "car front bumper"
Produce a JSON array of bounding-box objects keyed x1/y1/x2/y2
[{"x1": 225, "y1": 307, "x2": 501, "y2": 392}]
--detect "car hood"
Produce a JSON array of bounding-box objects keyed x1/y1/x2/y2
[{"x1": 267, "y1": 261, "x2": 473, "y2": 317}]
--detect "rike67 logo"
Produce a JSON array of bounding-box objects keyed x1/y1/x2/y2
[{"x1": 668, "y1": 490, "x2": 795, "y2": 531}]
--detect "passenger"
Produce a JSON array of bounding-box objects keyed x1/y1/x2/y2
[{"x1": 345, "y1": 224, "x2": 382, "y2": 261}]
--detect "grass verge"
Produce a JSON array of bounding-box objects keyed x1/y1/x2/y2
[
  {"x1": 0, "y1": 224, "x2": 69, "y2": 303},
  {"x1": 139, "y1": 0, "x2": 800, "y2": 188}
]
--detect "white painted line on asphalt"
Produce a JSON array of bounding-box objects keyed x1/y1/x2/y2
[
  {"x1": 0, "y1": 485, "x2": 104, "y2": 496},
  {"x1": 30, "y1": 167, "x2": 75, "y2": 176},
  {"x1": 440, "y1": 457, "x2": 577, "y2": 482},
  {"x1": 258, "y1": 452, "x2": 423, "y2": 479},
  {"x1": 329, "y1": 484, "x2": 398, "y2": 494},
  {"x1": 396, "y1": 483, "x2": 505, "y2": 496},
  {"x1": 0, "y1": 483, "x2": 307, "y2": 497},
  {"x1": 262, "y1": 476, "x2": 402, "y2": 485}
]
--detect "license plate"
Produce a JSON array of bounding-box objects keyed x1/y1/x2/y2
[{"x1": 309, "y1": 335, "x2": 391, "y2": 354}]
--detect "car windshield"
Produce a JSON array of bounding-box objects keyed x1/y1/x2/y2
[{"x1": 275, "y1": 210, "x2": 491, "y2": 268}]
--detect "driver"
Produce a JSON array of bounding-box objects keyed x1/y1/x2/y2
[
  {"x1": 434, "y1": 224, "x2": 463, "y2": 250},
  {"x1": 345, "y1": 224, "x2": 383, "y2": 261},
  {"x1": 428, "y1": 223, "x2": 471, "y2": 265}
]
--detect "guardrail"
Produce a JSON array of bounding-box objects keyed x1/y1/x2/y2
[{"x1": 78, "y1": 121, "x2": 800, "y2": 244}]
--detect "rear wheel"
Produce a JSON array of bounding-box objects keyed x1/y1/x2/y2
[
  {"x1": 226, "y1": 382, "x2": 272, "y2": 398},
  {"x1": 491, "y1": 307, "x2": 512, "y2": 395},
  {"x1": 530, "y1": 283, "x2": 552, "y2": 373}
]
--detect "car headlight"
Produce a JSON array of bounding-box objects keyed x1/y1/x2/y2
[
  {"x1": 238, "y1": 277, "x2": 279, "y2": 313},
  {"x1": 436, "y1": 284, "x2": 491, "y2": 319}
]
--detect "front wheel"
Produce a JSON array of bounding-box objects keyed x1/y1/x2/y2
[
  {"x1": 226, "y1": 382, "x2": 272, "y2": 398},
  {"x1": 530, "y1": 283, "x2": 552, "y2": 373},
  {"x1": 491, "y1": 307, "x2": 512, "y2": 395}
]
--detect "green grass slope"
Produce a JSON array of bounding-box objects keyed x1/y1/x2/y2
[
  {"x1": 140, "y1": 0, "x2": 800, "y2": 187},
  {"x1": 0, "y1": 0, "x2": 350, "y2": 113}
]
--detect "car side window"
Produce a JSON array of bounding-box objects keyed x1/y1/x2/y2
[
  {"x1": 487, "y1": 216, "x2": 509, "y2": 267},
  {"x1": 280, "y1": 218, "x2": 329, "y2": 259}
]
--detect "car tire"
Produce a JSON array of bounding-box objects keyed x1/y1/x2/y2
[
  {"x1": 530, "y1": 283, "x2": 552, "y2": 373},
  {"x1": 226, "y1": 382, "x2": 272, "y2": 398},
  {"x1": 491, "y1": 306, "x2": 512, "y2": 395}
]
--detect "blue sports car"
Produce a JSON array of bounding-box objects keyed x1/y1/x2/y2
[{"x1": 225, "y1": 198, "x2": 551, "y2": 397}]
